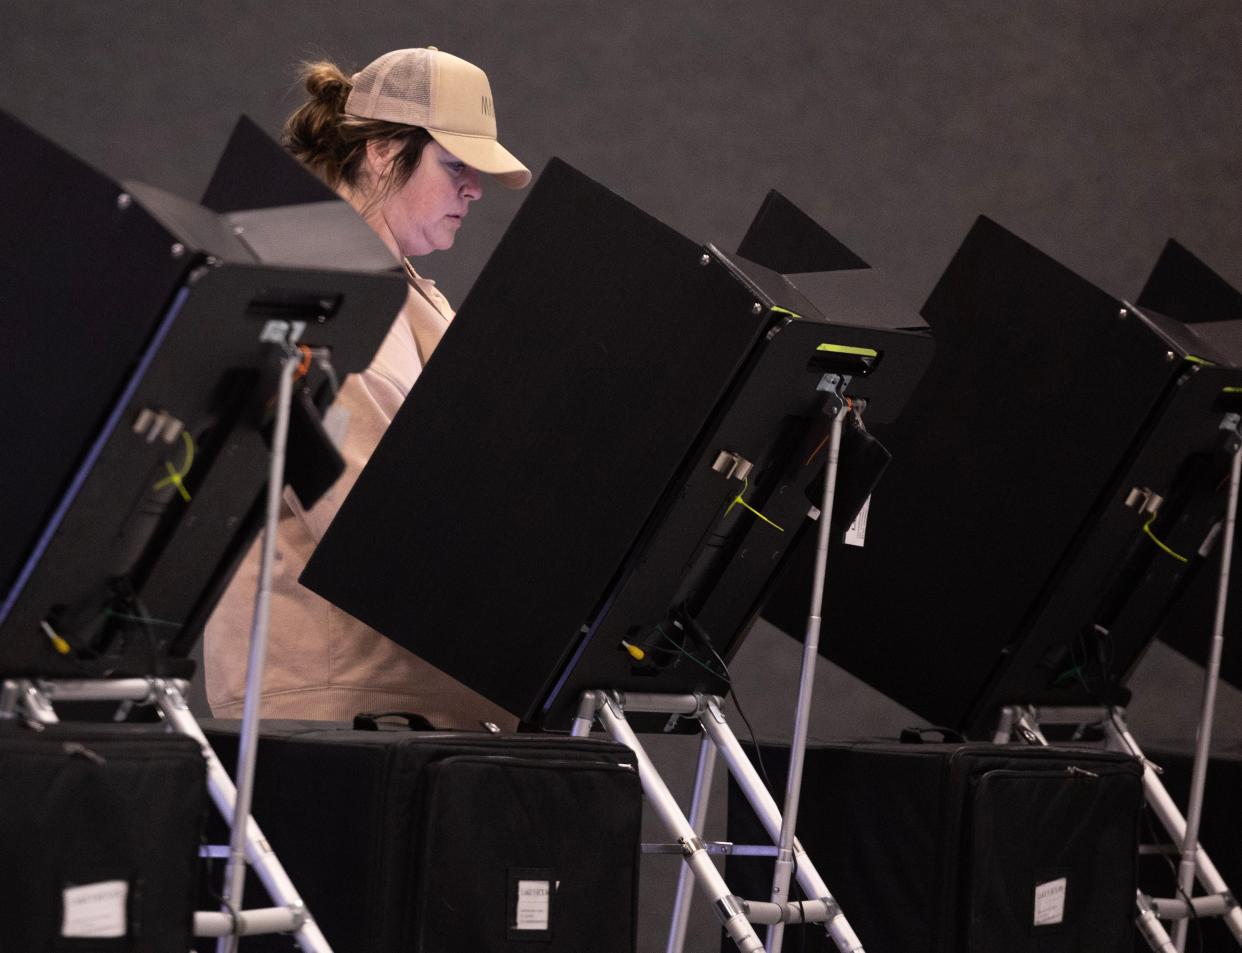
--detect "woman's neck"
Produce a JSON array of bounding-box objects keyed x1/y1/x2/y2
[{"x1": 338, "y1": 181, "x2": 404, "y2": 262}]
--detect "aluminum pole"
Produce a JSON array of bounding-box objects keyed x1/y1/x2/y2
[
  {"x1": 1174, "y1": 435, "x2": 1242, "y2": 950},
  {"x1": 220, "y1": 348, "x2": 298, "y2": 953},
  {"x1": 768, "y1": 401, "x2": 849, "y2": 953}
]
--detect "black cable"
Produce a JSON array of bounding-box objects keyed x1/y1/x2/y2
[
  {"x1": 200, "y1": 832, "x2": 226, "y2": 906},
  {"x1": 652, "y1": 626, "x2": 729, "y2": 681},
  {"x1": 1098, "y1": 625, "x2": 1118, "y2": 698},
  {"x1": 130, "y1": 604, "x2": 161, "y2": 678},
  {"x1": 671, "y1": 610, "x2": 811, "y2": 919},
  {"x1": 650, "y1": 623, "x2": 776, "y2": 789},
  {"x1": 649, "y1": 624, "x2": 782, "y2": 789},
  {"x1": 725, "y1": 679, "x2": 773, "y2": 796},
  {"x1": 1066, "y1": 630, "x2": 1094, "y2": 697}
]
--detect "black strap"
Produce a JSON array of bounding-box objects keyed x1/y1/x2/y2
[{"x1": 353, "y1": 711, "x2": 436, "y2": 732}]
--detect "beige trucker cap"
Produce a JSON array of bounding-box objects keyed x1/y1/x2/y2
[{"x1": 346, "y1": 47, "x2": 531, "y2": 189}]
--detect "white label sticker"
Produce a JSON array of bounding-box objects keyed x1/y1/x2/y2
[
  {"x1": 62, "y1": 880, "x2": 128, "y2": 938},
  {"x1": 1033, "y1": 876, "x2": 1067, "y2": 927},
  {"x1": 843, "y1": 495, "x2": 872, "y2": 547},
  {"x1": 515, "y1": 879, "x2": 550, "y2": 931}
]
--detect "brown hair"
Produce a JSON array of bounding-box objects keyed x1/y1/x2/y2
[{"x1": 282, "y1": 60, "x2": 434, "y2": 198}]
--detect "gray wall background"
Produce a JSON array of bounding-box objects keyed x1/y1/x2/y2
[
  {"x1": 6, "y1": 3, "x2": 1242, "y2": 949},
  {"x1": 7, "y1": 2, "x2": 1241, "y2": 309}
]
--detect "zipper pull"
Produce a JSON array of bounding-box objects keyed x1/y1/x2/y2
[{"x1": 63, "y1": 741, "x2": 107, "y2": 766}]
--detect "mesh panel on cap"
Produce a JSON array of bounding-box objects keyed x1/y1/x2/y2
[{"x1": 349, "y1": 50, "x2": 432, "y2": 125}]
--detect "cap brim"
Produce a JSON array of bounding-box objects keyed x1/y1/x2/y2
[{"x1": 428, "y1": 129, "x2": 531, "y2": 189}]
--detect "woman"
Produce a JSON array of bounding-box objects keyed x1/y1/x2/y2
[{"x1": 204, "y1": 47, "x2": 529, "y2": 727}]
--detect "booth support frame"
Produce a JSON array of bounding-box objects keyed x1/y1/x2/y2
[{"x1": 571, "y1": 394, "x2": 866, "y2": 953}]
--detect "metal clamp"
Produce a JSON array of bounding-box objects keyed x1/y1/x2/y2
[
  {"x1": 642, "y1": 840, "x2": 738, "y2": 856},
  {"x1": 713, "y1": 894, "x2": 746, "y2": 925},
  {"x1": 287, "y1": 902, "x2": 308, "y2": 930},
  {"x1": 1125, "y1": 487, "x2": 1165, "y2": 517},
  {"x1": 21, "y1": 681, "x2": 57, "y2": 726},
  {"x1": 1222, "y1": 412, "x2": 1242, "y2": 452},
  {"x1": 712, "y1": 450, "x2": 754, "y2": 481},
  {"x1": 816, "y1": 376, "x2": 852, "y2": 425},
  {"x1": 679, "y1": 834, "x2": 707, "y2": 857},
  {"x1": 602, "y1": 692, "x2": 628, "y2": 722},
  {"x1": 817, "y1": 372, "x2": 849, "y2": 402},
  {"x1": 819, "y1": 895, "x2": 843, "y2": 920}
]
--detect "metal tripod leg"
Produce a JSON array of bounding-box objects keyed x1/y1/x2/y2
[
  {"x1": 1137, "y1": 894, "x2": 1181, "y2": 953},
  {"x1": 666, "y1": 732, "x2": 718, "y2": 953},
  {"x1": 575, "y1": 691, "x2": 865, "y2": 952},
  {"x1": 1104, "y1": 712, "x2": 1242, "y2": 947},
  {"x1": 2, "y1": 677, "x2": 330, "y2": 949},
  {"x1": 592, "y1": 694, "x2": 765, "y2": 953},
  {"x1": 157, "y1": 682, "x2": 332, "y2": 949},
  {"x1": 702, "y1": 698, "x2": 863, "y2": 953}
]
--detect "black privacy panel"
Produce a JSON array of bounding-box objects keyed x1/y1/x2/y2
[
  {"x1": 302, "y1": 158, "x2": 769, "y2": 720},
  {"x1": 201, "y1": 114, "x2": 339, "y2": 213},
  {"x1": 1, "y1": 110, "x2": 404, "y2": 677},
  {"x1": 0, "y1": 109, "x2": 188, "y2": 601},
  {"x1": 1138, "y1": 239, "x2": 1242, "y2": 328},
  {"x1": 736, "y1": 188, "x2": 870, "y2": 274},
  {"x1": 1140, "y1": 243, "x2": 1242, "y2": 690},
  {"x1": 797, "y1": 216, "x2": 1198, "y2": 731},
  {"x1": 0, "y1": 260, "x2": 405, "y2": 677}
]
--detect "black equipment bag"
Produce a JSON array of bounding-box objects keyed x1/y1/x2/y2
[
  {"x1": 725, "y1": 741, "x2": 1144, "y2": 953},
  {"x1": 202, "y1": 721, "x2": 643, "y2": 952},
  {"x1": 0, "y1": 722, "x2": 207, "y2": 952}
]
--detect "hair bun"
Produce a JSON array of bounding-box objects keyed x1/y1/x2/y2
[
  {"x1": 283, "y1": 57, "x2": 430, "y2": 191},
  {"x1": 301, "y1": 60, "x2": 351, "y2": 110}
]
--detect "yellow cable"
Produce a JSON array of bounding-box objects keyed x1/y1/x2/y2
[
  {"x1": 41, "y1": 621, "x2": 71, "y2": 655},
  {"x1": 724, "y1": 477, "x2": 785, "y2": 532},
  {"x1": 1143, "y1": 514, "x2": 1188, "y2": 564},
  {"x1": 621, "y1": 640, "x2": 646, "y2": 661},
  {"x1": 153, "y1": 430, "x2": 195, "y2": 502}
]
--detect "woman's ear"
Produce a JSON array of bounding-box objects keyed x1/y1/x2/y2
[{"x1": 365, "y1": 138, "x2": 399, "y2": 180}]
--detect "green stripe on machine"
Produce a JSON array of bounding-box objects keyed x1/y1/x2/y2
[{"x1": 816, "y1": 343, "x2": 878, "y2": 358}]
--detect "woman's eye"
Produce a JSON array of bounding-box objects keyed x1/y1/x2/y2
[{"x1": 447, "y1": 162, "x2": 465, "y2": 174}]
